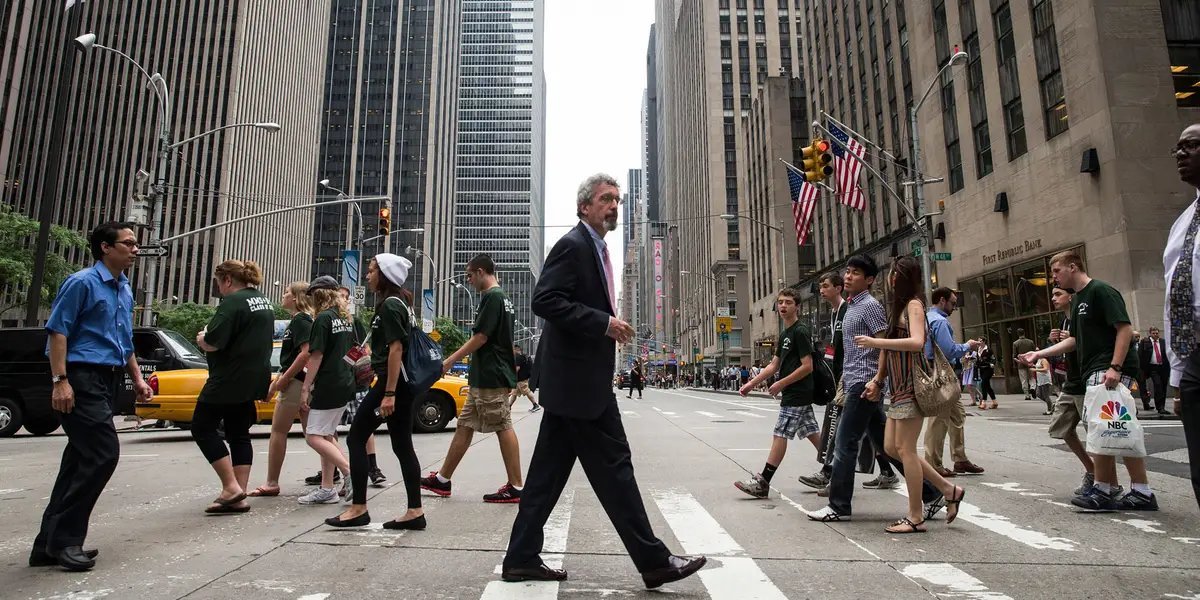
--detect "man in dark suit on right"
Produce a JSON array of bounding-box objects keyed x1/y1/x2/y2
[
  {"x1": 501, "y1": 173, "x2": 706, "y2": 588},
  {"x1": 1140, "y1": 327, "x2": 1172, "y2": 415}
]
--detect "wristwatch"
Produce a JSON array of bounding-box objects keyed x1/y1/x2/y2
[
  {"x1": 51, "y1": 374, "x2": 68, "y2": 384},
  {"x1": 1109, "y1": 364, "x2": 1124, "y2": 373}
]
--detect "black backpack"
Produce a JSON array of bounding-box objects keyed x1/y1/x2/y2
[
  {"x1": 392, "y1": 297, "x2": 444, "y2": 396},
  {"x1": 809, "y1": 349, "x2": 837, "y2": 406}
]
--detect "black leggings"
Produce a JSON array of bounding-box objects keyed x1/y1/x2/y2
[
  {"x1": 192, "y1": 401, "x2": 256, "y2": 465},
  {"x1": 978, "y1": 368, "x2": 997, "y2": 400},
  {"x1": 349, "y1": 375, "x2": 421, "y2": 507}
]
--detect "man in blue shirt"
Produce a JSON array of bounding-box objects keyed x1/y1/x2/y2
[
  {"x1": 923, "y1": 287, "x2": 985, "y2": 478},
  {"x1": 32, "y1": 222, "x2": 152, "y2": 572}
]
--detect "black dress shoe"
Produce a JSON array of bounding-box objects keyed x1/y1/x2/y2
[
  {"x1": 641, "y1": 554, "x2": 707, "y2": 589},
  {"x1": 30, "y1": 547, "x2": 98, "y2": 567},
  {"x1": 54, "y1": 546, "x2": 96, "y2": 572},
  {"x1": 324, "y1": 512, "x2": 370, "y2": 528},
  {"x1": 501, "y1": 563, "x2": 568, "y2": 582}
]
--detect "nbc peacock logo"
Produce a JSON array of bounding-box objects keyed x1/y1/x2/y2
[{"x1": 1099, "y1": 400, "x2": 1132, "y2": 422}]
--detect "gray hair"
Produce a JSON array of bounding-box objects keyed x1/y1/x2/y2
[{"x1": 576, "y1": 173, "x2": 619, "y2": 218}]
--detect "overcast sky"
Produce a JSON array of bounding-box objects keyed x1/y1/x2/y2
[{"x1": 542, "y1": 0, "x2": 655, "y2": 292}]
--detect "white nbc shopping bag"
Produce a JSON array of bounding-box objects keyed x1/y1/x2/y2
[{"x1": 1083, "y1": 383, "x2": 1146, "y2": 458}]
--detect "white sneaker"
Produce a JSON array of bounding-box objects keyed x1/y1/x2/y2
[
  {"x1": 805, "y1": 506, "x2": 848, "y2": 522},
  {"x1": 299, "y1": 487, "x2": 339, "y2": 505}
]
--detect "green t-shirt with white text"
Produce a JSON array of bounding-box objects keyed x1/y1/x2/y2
[
  {"x1": 198, "y1": 287, "x2": 275, "y2": 404},
  {"x1": 1069, "y1": 280, "x2": 1138, "y2": 381},
  {"x1": 307, "y1": 308, "x2": 355, "y2": 410},
  {"x1": 370, "y1": 297, "x2": 413, "y2": 374},
  {"x1": 469, "y1": 286, "x2": 516, "y2": 389},
  {"x1": 775, "y1": 320, "x2": 815, "y2": 407}
]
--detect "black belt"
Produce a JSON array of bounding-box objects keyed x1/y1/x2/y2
[{"x1": 68, "y1": 363, "x2": 125, "y2": 373}]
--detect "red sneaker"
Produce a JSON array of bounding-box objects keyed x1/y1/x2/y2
[
  {"x1": 420, "y1": 472, "x2": 452, "y2": 497},
  {"x1": 483, "y1": 483, "x2": 522, "y2": 504}
]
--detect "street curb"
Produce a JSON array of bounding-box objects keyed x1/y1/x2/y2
[{"x1": 685, "y1": 387, "x2": 773, "y2": 400}]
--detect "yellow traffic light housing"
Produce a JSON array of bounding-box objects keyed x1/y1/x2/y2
[
  {"x1": 378, "y1": 206, "x2": 391, "y2": 236},
  {"x1": 801, "y1": 139, "x2": 834, "y2": 182}
]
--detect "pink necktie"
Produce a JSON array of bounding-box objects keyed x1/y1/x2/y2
[
  {"x1": 1154, "y1": 341, "x2": 1162, "y2": 364},
  {"x1": 602, "y1": 245, "x2": 616, "y2": 310}
]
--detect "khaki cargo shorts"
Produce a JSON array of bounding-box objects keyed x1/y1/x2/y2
[
  {"x1": 1048, "y1": 392, "x2": 1084, "y2": 440},
  {"x1": 458, "y1": 387, "x2": 513, "y2": 433}
]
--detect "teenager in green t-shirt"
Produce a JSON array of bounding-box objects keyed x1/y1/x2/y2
[
  {"x1": 337, "y1": 284, "x2": 387, "y2": 487},
  {"x1": 733, "y1": 288, "x2": 821, "y2": 499},
  {"x1": 328, "y1": 254, "x2": 425, "y2": 530},
  {"x1": 248, "y1": 281, "x2": 313, "y2": 498},
  {"x1": 296, "y1": 277, "x2": 355, "y2": 505},
  {"x1": 192, "y1": 260, "x2": 275, "y2": 514},
  {"x1": 1044, "y1": 285, "x2": 1096, "y2": 498},
  {"x1": 421, "y1": 254, "x2": 524, "y2": 504},
  {"x1": 1022, "y1": 251, "x2": 1156, "y2": 512}
]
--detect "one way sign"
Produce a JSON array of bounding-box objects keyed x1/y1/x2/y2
[{"x1": 137, "y1": 245, "x2": 169, "y2": 258}]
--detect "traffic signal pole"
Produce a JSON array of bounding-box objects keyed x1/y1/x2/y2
[{"x1": 155, "y1": 196, "x2": 389, "y2": 244}]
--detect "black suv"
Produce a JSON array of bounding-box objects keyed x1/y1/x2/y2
[{"x1": 0, "y1": 327, "x2": 206, "y2": 437}]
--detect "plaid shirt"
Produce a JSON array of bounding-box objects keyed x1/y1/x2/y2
[{"x1": 841, "y1": 289, "x2": 889, "y2": 389}]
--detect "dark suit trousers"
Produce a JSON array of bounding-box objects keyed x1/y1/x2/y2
[
  {"x1": 34, "y1": 365, "x2": 121, "y2": 553},
  {"x1": 504, "y1": 402, "x2": 671, "y2": 573},
  {"x1": 1149, "y1": 365, "x2": 1169, "y2": 412},
  {"x1": 1178, "y1": 353, "x2": 1200, "y2": 510}
]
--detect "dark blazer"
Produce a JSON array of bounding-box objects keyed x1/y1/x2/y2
[
  {"x1": 1139, "y1": 337, "x2": 1168, "y2": 373},
  {"x1": 530, "y1": 222, "x2": 616, "y2": 420}
]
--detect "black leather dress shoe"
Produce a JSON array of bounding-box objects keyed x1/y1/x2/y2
[
  {"x1": 501, "y1": 563, "x2": 568, "y2": 582},
  {"x1": 641, "y1": 554, "x2": 707, "y2": 589},
  {"x1": 54, "y1": 546, "x2": 96, "y2": 571},
  {"x1": 30, "y1": 547, "x2": 98, "y2": 567}
]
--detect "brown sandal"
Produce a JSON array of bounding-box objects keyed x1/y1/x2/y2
[
  {"x1": 946, "y1": 486, "x2": 966, "y2": 524},
  {"x1": 247, "y1": 485, "x2": 280, "y2": 497},
  {"x1": 885, "y1": 517, "x2": 927, "y2": 534}
]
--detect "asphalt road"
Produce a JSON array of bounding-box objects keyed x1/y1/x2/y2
[{"x1": 0, "y1": 387, "x2": 1196, "y2": 600}]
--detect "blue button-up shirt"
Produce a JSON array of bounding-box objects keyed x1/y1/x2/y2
[
  {"x1": 841, "y1": 289, "x2": 889, "y2": 389},
  {"x1": 924, "y1": 307, "x2": 970, "y2": 361},
  {"x1": 45, "y1": 262, "x2": 135, "y2": 366}
]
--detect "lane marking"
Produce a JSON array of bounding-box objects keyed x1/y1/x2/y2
[
  {"x1": 1113, "y1": 518, "x2": 1165, "y2": 534},
  {"x1": 622, "y1": 411, "x2": 640, "y2": 418},
  {"x1": 0, "y1": 488, "x2": 26, "y2": 495},
  {"x1": 480, "y1": 489, "x2": 574, "y2": 600},
  {"x1": 653, "y1": 489, "x2": 787, "y2": 600},
  {"x1": 901, "y1": 563, "x2": 1015, "y2": 600},
  {"x1": 894, "y1": 488, "x2": 1077, "y2": 551},
  {"x1": 661, "y1": 391, "x2": 778, "y2": 413},
  {"x1": 732, "y1": 410, "x2": 766, "y2": 419},
  {"x1": 1150, "y1": 448, "x2": 1191, "y2": 463},
  {"x1": 697, "y1": 411, "x2": 721, "y2": 418}
]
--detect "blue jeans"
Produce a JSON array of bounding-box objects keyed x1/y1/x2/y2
[{"x1": 827, "y1": 382, "x2": 942, "y2": 515}]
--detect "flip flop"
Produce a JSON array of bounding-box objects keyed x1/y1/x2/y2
[
  {"x1": 212, "y1": 492, "x2": 248, "y2": 506},
  {"x1": 885, "y1": 517, "x2": 927, "y2": 534},
  {"x1": 247, "y1": 486, "x2": 280, "y2": 497},
  {"x1": 205, "y1": 503, "x2": 251, "y2": 514},
  {"x1": 946, "y1": 486, "x2": 966, "y2": 524}
]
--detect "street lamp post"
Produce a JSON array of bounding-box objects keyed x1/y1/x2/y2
[
  {"x1": 74, "y1": 33, "x2": 281, "y2": 325},
  {"x1": 911, "y1": 49, "x2": 968, "y2": 302},
  {"x1": 720, "y1": 212, "x2": 786, "y2": 288}
]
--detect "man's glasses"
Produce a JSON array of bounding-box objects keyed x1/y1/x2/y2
[
  {"x1": 110, "y1": 240, "x2": 140, "y2": 249},
  {"x1": 1171, "y1": 140, "x2": 1200, "y2": 155},
  {"x1": 596, "y1": 194, "x2": 622, "y2": 206}
]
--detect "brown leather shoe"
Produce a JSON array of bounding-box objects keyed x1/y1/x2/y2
[
  {"x1": 642, "y1": 555, "x2": 707, "y2": 589},
  {"x1": 934, "y1": 466, "x2": 956, "y2": 478},
  {"x1": 501, "y1": 563, "x2": 568, "y2": 582},
  {"x1": 954, "y1": 460, "x2": 985, "y2": 475}
]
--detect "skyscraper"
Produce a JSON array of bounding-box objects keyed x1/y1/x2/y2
[
  {"x1": 0, "y1": 1, "x2": 332, "y2": 324},
  {"x1": 313, "y1": 0, "x2": 461, "y2": 318},
  {"x1": 451, "y1": 0, "x2": 546, "y2": 331}
]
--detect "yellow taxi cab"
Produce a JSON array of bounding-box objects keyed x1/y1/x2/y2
[{"x1": 138, "y1": 342, "x2": 469, "y2": 433}]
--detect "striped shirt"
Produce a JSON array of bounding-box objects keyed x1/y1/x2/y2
[{"x1": 841, "y1": 289, "x2": 889, "y2": 389}]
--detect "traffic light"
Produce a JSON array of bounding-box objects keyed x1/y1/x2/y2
[
  {"x1": 801, "y1": 139, "x2": 834, "y2": 182},
  {"x1": 377, "y1": 206, "x2": 391, "y2": 236}
]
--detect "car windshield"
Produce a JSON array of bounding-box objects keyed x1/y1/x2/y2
[{"x1": 161, "y1": 330, "x2": 207, "y2": 364}]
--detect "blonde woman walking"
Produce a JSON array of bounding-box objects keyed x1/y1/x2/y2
[{"x1": 249, "y1": 281, "x2": 313, "y2": 497}]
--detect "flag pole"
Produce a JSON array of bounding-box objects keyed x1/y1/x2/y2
[
  {"x1": 810, "y1": 121, "x2": 921, "y2": 227},
  {"x1": 819, "y1": 110, "x2": 907, "y2": 171}
]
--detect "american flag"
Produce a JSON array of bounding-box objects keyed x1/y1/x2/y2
[
  {"x1": 786, "y1": 164, "x2": 819, "y2": 245},
  {"x1": 828, "y1": 124, "x2": 866, "y2": 211}
]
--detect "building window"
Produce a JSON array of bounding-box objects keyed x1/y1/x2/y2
[
  {"x1": 994, "y1": 1, "x2": 1027, "y2": 159},
  {"x1": 1160, "y1": 1, "x2": 1200, "y2": 107},
  {"x1": 933, "y1": 1, "x2": 963, "y2": 193},
  {"x1": 961, "y1": 1, "x2": 993, "y2": 178},
  {"x1": 1030, "y1": 0, "x2": 1068, "y2": 138}
]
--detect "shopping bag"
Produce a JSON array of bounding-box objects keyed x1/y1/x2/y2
[{"x1": 1083, "y1": 383, "x2": 1146, "y2": 457}]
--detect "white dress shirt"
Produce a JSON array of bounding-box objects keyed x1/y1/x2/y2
[{"x1": 1163, "y1": 191, "x2": 1200, "y2": 386}]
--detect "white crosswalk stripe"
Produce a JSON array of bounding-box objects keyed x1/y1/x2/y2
[
  {"x1": 479, "y1": 490, "x2": 574, "y2": 600},
  {"x1": 901, "y1": 563, "x2": 1015, "y2": 600}
]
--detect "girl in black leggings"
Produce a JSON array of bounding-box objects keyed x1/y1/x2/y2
[
  {"x1": 976, "y1": 346, "x2": 998, "y2": 408},
  {"x1": 326, "y1": 254, "x2": 424, "y2": 529}
]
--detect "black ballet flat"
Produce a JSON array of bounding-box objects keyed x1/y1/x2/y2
[
  {"x1": 382, "y1": 514, "x2": 426, "y2": 530},
  {"x1": 324, "y1": 512, "x2": 370, "y2": 528}
]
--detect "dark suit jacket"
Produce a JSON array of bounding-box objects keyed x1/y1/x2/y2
[
  {"x1": 1139, "y1": 338, "x2": 1169, "y2": 374},
  {"x1": 530, "y1": 222, "x2": 616, "y2": 420}
]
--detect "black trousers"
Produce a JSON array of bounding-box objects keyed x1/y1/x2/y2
[
  {"x1": 505, "y1": 402, "x2": 671, "y2": 573},
  {"x1": 1177, "y1": 353, "x2": 1200, "y2": 510},
  {"x1": 1148, "y1": 366, "x2": 1169, "y2": 412},
  {"x1": 34, "y1": 364, "x2": 121, "y2": 554},
  {"x1": 977, "y1": 368, "x2": 997, "y2": 400},
  {"x1": 349, "y1": 375, "x2": 420, "y2": 507},
  {"x1": 191, "y1": 400, "x2": 256, "y2": 465}
]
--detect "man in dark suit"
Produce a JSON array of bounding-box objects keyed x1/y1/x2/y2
[
  {"x1": 501, "y1": 174, "x2": 706, "y2": 589},
  {"x1": 1140, "y1": 327, "x2": 1171, "y2": 414}
]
